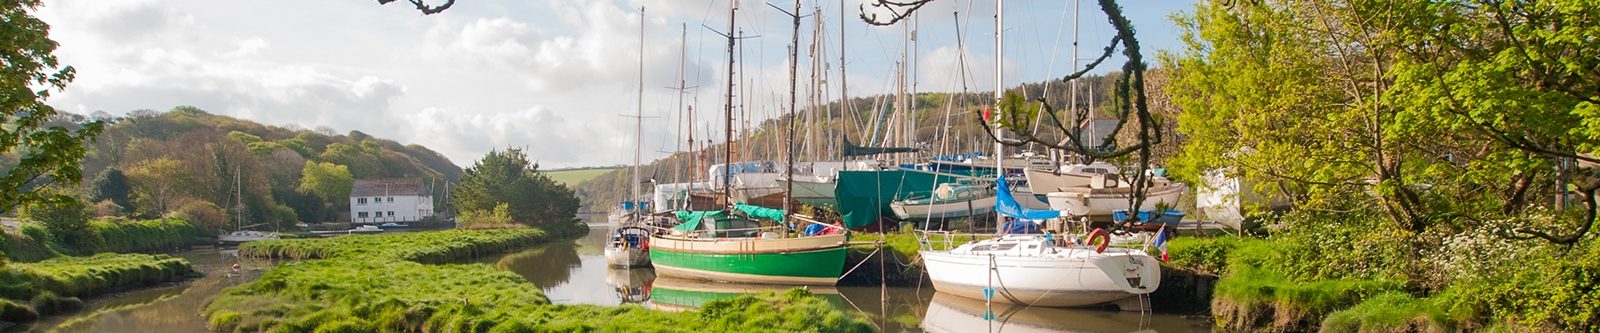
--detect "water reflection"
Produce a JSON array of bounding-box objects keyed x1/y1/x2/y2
[
  {"x1": 648, "y1": 277, "x2": 844, "y2": 312},
  {"x1": 16, "y1": 249, "x2": 275, "y2": 333},
  {"x1": 605, "y1": 268, "x2": 654, "y2": 304}
]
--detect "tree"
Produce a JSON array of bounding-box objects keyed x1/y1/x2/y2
[
  {"x1": 298, "y1": 161, "x2": 353, "y2": 203},
  {"x1": 0, "y1": 0, "x2": 105, "y2": 214},
  {"x1": 88, "y1": 167, "x2": 133, "y2": 214},
  {"x1": 1165, "y1": 0, "x2": 1600, "y2": 244},
  {"x1": 125, "y1": 158, "x2": 195, "y2": 216},
  {"x1": 453, "y1": 148, "x2": 579, "y2": 226},
  {"x1": 376, "y1": 0, "x2": 454, "y2": 15}
]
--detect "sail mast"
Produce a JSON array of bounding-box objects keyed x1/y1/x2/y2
[
  {"x1": 631, "y1": 6, "x2": 646, "y2": 208},
  {"x1": 993, "y1": 0, "x2": 1005, "y2": 225},
  {"x1": 783, "y1": 0, "x2": 800, "y2": 221},
  {"x1": 723, "y1": 0, "x2": 737, "y2": 211}
]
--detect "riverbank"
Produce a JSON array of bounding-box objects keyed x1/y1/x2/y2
[
  {"x1": 0, "y1": 253, "x2": 196, "y2": 324},
  {"x1": 206, "y1": 224, "x2": 874, "y2": 332},
  {"x1": 0, "y1": 218, "x2": 207, "y2": 328}
]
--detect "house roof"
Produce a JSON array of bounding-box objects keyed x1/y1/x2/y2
[{"x1": 351, "y1": 178, "x2": 428, "y2": 197}]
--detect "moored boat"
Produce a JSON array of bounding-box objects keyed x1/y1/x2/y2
[
  {"x1": 1045, "y1": 182, "x2": 1187, "y2": 218},
  {"x1": 218, "y1": 230, "x2": 279, "y2": 245},
  {"x1": 920, "y1": 234, "x2": 1161, "y2": 309},
  {"x1": 889, "y1": 183, "x2": 997, "y2": 221},
  {"x1": 605, "y1": 226, "x2": 652, "y2": 267},
  {"x1": 649, "y1": 205, "x2": 848, "y2": 285}
]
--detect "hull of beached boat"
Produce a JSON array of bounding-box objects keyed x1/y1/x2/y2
[
  {"x1": 775, "y1": 177, "x2": 838, "y2": 208},
  {"x1": 889, "y1": 195, "x2": 998, "y2": 221},
  {"x1": 648, "y1": 233, "x2": 848, "y2": 285},
  {"x1": 1045, "y1": 184, "x2": 1187, "y2": 218},
  {"x1": 921, "y1": 248, "x2": 1160, "y2": 308}
]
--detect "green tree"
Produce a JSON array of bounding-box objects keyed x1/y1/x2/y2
[
  {"x1": 297, "y1": 161, "x2": 353, "y2": 203},
  {"x1": 125, "y1": 158, "x2": 196, "y2": 216},
  {"x1": 88, "y1": 167, "x2": 133, "y2": 214},
  {"x1": 0, "y1": 0, "x2": 104, "y2": 213},
  {"x1": 453, "y1": 148, "x2": 579, "y2": 226},
  {"x1": 18, "y1": 189, "x2": 92, "y2": 248}
]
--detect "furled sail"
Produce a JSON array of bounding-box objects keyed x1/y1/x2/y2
[{"x1": 842, "y1": 138, "x2": 919, "y2": 157}]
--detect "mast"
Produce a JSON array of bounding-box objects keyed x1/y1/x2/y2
[
  {"x1": 993, "y1": 0, "x2": 1005, "y2": 225},
  {"x1": 723, "y1": 0, "x2": 737, "y2": 211},
  {"x1": 1068, "y1": 0, "x2": 1080, "y2": 166},
  {"x1": 783, "y1": 0, "x2": 800, "y2": 221},
  {"x1": 631, "y1": 6, "x2": 646, "y2": 209},
  {"x1": 838, "y1": 0, "x2": 849, "y2": 167},
  {"x1": 674, "y1": 24, "x2": 688, "y2": 185}
]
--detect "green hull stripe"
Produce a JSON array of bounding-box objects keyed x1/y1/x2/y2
[{"x1": 649, "y1": 247, "x2": 847, "y2": 279}]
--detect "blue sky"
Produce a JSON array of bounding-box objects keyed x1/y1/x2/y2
[{"x1": 38, "y1": 0, "x2": 1197, "y2": 168}]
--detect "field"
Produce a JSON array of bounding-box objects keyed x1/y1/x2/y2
[{"x1": 545, "y1": 168, "x2": 617, "y2": 188}]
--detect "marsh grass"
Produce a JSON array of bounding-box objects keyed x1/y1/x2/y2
[
  {"x1": 209, "y1": 225, "x2": 873, "y2": 332},
  {"x1": 9, "y1": 253, "x2": 196, "y2": 298}
]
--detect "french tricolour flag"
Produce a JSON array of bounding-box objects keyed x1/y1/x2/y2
[{"x1": 1152, "y1": 226, "x2": 1170, "y2": 262}]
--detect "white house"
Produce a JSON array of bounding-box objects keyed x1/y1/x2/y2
[{"x1": 349, "y1": 178, "x2": 435, "y2": 224}]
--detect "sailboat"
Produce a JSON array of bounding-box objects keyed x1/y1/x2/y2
[
  {"x1": 605, "y1": 7, "x2": 652, "y2": 268},
  {"x1": 649, "y1": 1, "x2": 848, "y2": 286},
  {"x1": 920, "y1": 1, "x2": 1161, "y2": 310}
]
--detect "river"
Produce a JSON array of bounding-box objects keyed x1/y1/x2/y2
[{"x1": 18, "y1": 225, "x2": 1211, "y2": 332}]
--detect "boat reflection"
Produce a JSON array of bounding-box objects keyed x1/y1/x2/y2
[
  {"x1": 647, "y1": 277, "x2": 844, "y2": 312},
  {"x1": 922, "y1": 292, "x2": 1165, "y2": 333},
  {"x1": 605, "y1": 267, "x2": 656, "y2": 304}
]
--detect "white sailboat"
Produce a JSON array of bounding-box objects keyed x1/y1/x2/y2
[
  {"x1": 606, "y1": 6, "x2": 652, "y2": 267},
  {"x1": 920, "y1": 1, "x2": 1161, "y2": 310}
]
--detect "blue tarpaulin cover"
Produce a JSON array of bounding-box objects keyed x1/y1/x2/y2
[{"x1": 995, "y1": 174, "x2": 1063, "y2": 220}]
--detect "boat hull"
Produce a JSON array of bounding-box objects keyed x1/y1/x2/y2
[
  {"x1": 604, "y1": 247, "x2": 651, "y2": 267},
  {"x1": 648, "y1": 233, "x2": 848, "y2": 285},
  {"x1": 920, "y1": 249, "x2": 1161, "y2": 308},
  {"x1": 890, "y1": 196, "x2": 997, "y2": 220},
  {"x1": 776, "y1": 178, "x2": 837, "y2": 208},
  {"x1": 1045, "y1": 184, "x2": 1187, "y2": 218}
]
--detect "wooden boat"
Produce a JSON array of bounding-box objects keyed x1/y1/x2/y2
[{"x1": 649, "y1": 207, "x2": 848, "y2": 285}]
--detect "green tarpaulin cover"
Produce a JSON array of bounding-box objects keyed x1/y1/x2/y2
[
  {"x1": 671, "y1": 210, "x2": 725, "y2": 232},
  {"x1": 734, "y1": 203, "x2": 785, "y2": 223},
  {"x1": 834, "y1": 170, "x2": 963, "y2": 228}
]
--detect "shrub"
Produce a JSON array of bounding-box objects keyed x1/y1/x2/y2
[
  {"x1": 19, "y1": 193, "x2": 94, "y2": 249},
  {"x1": 91, "y1": 200, "x2": 124, "y2": 218},
  {"x1": 457, "y1": 204, "x2": 515, "y2": 229}
]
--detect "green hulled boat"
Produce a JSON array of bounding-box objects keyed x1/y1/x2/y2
[{"x1": 650, "y1": 205, "x2": 848, "y2": 285}]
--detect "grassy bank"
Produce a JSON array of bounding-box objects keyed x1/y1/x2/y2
[
  {"x1": 0, "y1": 253, "x2": 196, "y2": 323},
  {"x1": 1165, "y1": 220, "x2": 1600, "y2": 332},
  {"x1": 207, "y1": 225, "x2": 873, "y2": 332},
  {"x1": 0, "y1": 218, "x2": 205, "y2": 326}
]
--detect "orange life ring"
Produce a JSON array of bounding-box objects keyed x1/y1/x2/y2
[{"x1": 1085, "y1": 228, "x2": 1110, "y2": 253}]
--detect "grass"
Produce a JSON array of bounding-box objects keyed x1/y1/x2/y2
[
  {"x1": 208, "y1": 225, "x2": 873, "y2": 332},
  {"x1": 7, "y1": 253, "x2": 196, "y2": 298},
  {"x1": 1320, "y1": 292, "x2": 1457, "y2": 333},
  {"x1": 545, "y1": 168, "x2": 617, "y2": 188},
  {"x1": 83, "y1": 217, "x2": 207, "y2": 254}
]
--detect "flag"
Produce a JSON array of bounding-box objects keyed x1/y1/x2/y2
[{"x1": 1152, "y1": 226, "x2": 1170, "y2": 262}]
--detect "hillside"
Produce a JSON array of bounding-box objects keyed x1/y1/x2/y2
[
  {"x1": 574, "y1": 72, "x2": 1179, "y2": 213},
  {"x1": 74, "y1": 106, "x2": 462, "y2": 231}
]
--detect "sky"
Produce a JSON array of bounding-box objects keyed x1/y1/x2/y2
[{"x1": 36, "y1": 0, "x2": 1197, "y2": 169}]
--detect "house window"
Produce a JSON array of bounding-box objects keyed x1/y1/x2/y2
[
  {"x1": 357, "y1": 198, "x2": 367, "y2": 205},
  {"x1": 387, "y1": 211, "x2": 394, "y2": 217},
  {"x1": 387, "y1": 197, "x2": 394, "y2": 203},
  {"x1": 358, "y1": 212, "x2": 369, "y2": 218}
]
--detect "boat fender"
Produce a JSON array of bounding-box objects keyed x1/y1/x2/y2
[{"x1": 1086, "y1": 228, "x2": 1110, "y2": 253}]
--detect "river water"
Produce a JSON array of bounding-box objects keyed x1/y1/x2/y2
[{"x1": 19, "y1": 225, "x2": 1211, "y2": 332}]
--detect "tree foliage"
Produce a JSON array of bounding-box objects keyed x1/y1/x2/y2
[
  {"x1": 1165, "y1": 0, "x2": 1600, "y2": 243},
  {"x1": 453, "y1": 148, "x2": 579, "y2": 226},
  {"x1": 0, "y1": 0, "x2": 103, "y2": 214},
  {"x1": 297, "y1": 161, "x2": 353, "y2": 203}
]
